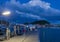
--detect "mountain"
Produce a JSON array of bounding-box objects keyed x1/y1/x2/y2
[{"x1": 31, "y1": 20, "x2": 50, "y2": 25}]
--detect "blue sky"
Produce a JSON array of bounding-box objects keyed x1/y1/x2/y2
[{"x1": 0, "y1": 0, "x2": 60, "y2": 24}]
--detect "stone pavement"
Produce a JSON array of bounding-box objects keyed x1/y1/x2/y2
[{"x1": 1, "y1": 31, "x2": 39, "y2": 42}]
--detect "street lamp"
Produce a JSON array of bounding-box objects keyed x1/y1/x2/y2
[
  {"x1": 2, "y1": 10, "x2": 11, "y2": 40},
  {"x1": 2, "y1": 10, "x2": 11, "y2": 26},
  {"x1": 0, "y1": 10, "x2": 11, "y2": 25},
  {"x1": 2, "y1": 11, "x2": 11, "y2": 16}
]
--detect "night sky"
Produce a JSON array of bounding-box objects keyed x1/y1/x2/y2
[{"x1": 0, "y1": 0, "x2": 60, "y2": 24}]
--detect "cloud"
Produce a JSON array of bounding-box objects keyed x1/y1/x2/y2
[
  {"x1": 16, "y1": 10, "x2": 41, "y2": 20},
  {"x1": 5, "y1": 0, "x2": 60, "y2": 13},
  {"x1": 23, "y1": 0, "x2": 51, "y2": 10},
  {"x1": 21, "y1": 0, "x2": 60, "y2": 19},
  {"x1": 6, "y1": 0, "x2": 19, "y2": 4},
  {"x1": 1, "y1": 0, "x2": 60, "y2": 23}
]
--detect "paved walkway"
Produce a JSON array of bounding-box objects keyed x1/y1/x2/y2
[{"x1": 1, "y1": 31, "x2": 39, "y2": 42}]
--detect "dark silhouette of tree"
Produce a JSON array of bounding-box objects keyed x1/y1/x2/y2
[
  {"x1": 0, "y1": 20, "x2": 9, "y2": 27},
  {"x1": 31, "y1": 20, "x2": 50, "y2": 25},
  {"x1": 24, "y1": 23, "x2": 29, "y2": 25}
]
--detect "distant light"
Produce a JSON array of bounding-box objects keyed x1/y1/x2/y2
[
  {"x1": 2, "y1": 11, "x2": 11, "y2": 16},
  {"x1": 26, "y1": 25, "x2": 29, "y2": 27}
]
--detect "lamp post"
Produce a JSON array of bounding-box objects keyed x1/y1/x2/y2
[
  {"x1": 2, "y1": 10, "x2": 11, "y2": 27},
  {"x1": 2, "y1": 11, "x2": 11, "y2": 16},
  {"x1": 2, "y1": 11, "x2": 11, "y2": 40}
]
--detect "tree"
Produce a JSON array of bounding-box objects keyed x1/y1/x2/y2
[
  {"x1": 0, "y1": 20, "x2": 9, "y2": 27},
  {"x1": 24, "y1": 23, "x2": 29, "y2": 25},
  {"x1": 31, "y1": 20, "x2": 50, "y2": 25}
]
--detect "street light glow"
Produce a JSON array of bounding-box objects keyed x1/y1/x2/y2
[{"x1": 2, "y1": 11, "x2": 11, "y2": 16}]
